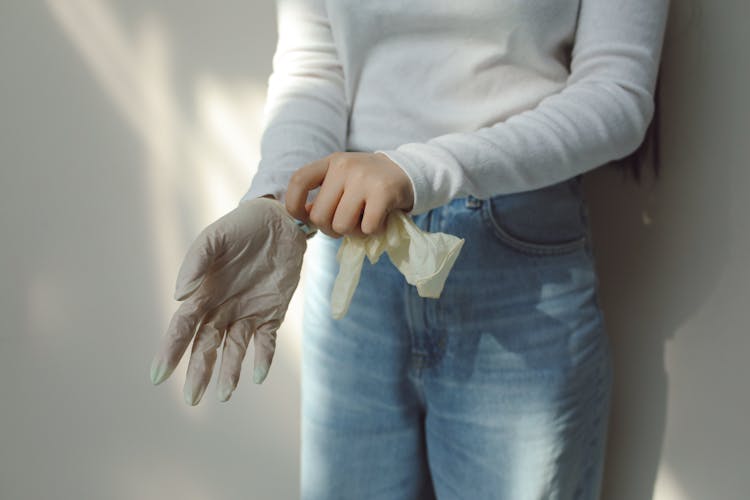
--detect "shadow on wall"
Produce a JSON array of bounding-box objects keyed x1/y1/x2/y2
[
  {"x1": 2, "y1": 1, "x2": 303, "y2": 499},
  {"x1": 584, "y1": 0, "x2": 739, "y2": 498},
  {"x1": 7, "y1": 0, "x2": 744, "y2": 498},
  {"x1": 45, "y1": 0, "x2": 271, "y2": 308}
]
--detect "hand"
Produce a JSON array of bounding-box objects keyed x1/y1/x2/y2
[
  {"x1": 285, "y1": 152, "x2": 414, "y2": 239},
  {"x1": 149, "y1": 197, "x2": 307, "y2": 405}
]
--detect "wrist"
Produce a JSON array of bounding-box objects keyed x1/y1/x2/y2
[
  {"x1": 291, "y1": 219, "x2": 318, "y2": 239},
  {"x1": 264, "y1": 196, "x2": 317, "y2": 239},
  {"x1": 374, "y1": 151, "x2": 416, "y2": 213},
  {"x1": 243, "y1": 195, "x2": 317, "y2": 239}
]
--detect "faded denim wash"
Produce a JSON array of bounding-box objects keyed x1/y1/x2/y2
[{"x1": 300, "y1": 175, "x2": 613, "y2": 500}]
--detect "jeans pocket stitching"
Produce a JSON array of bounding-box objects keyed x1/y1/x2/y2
[{"x1": 481, "y1": 196, "x2": 588, "y2": 256}]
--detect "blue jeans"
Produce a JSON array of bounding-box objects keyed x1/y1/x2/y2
[{"x1": 300, "y1": 176, "x2": 613, "y2": 500}]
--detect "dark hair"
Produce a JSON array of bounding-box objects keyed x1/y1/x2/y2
[{"x1": 613, "y1": 64, "x2": 663, "y2": 183}]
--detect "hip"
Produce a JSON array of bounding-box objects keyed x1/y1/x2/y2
[{"x1": 309, "y1": 175, "x2": 604, "y2": 338}]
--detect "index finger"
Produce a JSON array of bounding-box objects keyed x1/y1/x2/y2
[{"x1": 285, "y1": 156, "x2": 330, "y2": 222}]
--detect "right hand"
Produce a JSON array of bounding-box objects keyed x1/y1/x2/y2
[
  {"x1": 149, "y1": 197, "x2": 308, "y2": 405},
  {"x1": 285, "y1": 152, "x2": 415, "y2": 239}
]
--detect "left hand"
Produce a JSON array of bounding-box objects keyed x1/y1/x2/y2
[
  {"x1": 285, "y1": 152, "x2": 414, "y2": 238},
  {"x1": 150, "y1": 197, "x2": 307, "y2": 404}
]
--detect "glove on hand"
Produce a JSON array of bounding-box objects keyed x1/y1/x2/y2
[{"x1": 150, "y1": 197, "x2": 307, "y2": 405}]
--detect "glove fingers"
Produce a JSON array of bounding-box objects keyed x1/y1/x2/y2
[
  {"x1": 183, "y1": 322, "x2": 224, "y2": 406},
  {"x1": 252, "y1": 320, "x2": 280, "y2": 385},
  {"x1": 331, "y1": 239, "x2": 366, "y2": 320},
  {"x1": 150, "y1": 298, "x2": 208, "y2": 385},
  {"x1": 216, "y1": 317, "x2": 255, "y2": 402},
  {"x1": 174, "y1": 226, "x2": 219, "y2": 301}
]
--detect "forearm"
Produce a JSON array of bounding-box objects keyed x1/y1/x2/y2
[
  {"x1": 376, "y1": 0, "x2": 669, "y2": 215},
  {"x1": 240, "y1": 0, "x2": 348, "y2": 206}
]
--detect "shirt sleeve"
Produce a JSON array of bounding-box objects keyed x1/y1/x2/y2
[
  {"x1": 240, "y1": 0, "x2": 348, "y2": 205},
  {"x1": 375, "y1": 0, "x2": 670, "y2": 215}
]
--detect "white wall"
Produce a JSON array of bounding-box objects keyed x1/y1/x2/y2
[
  {"x1": 1, "y1": 1, "x2": 747, "y2": 499},
  {"x1": 587, "y1": 1, "x2": 750, "y2": 499}
]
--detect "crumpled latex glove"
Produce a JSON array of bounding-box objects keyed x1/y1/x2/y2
[
  {"x1": 149, "y1": 197, "x2": 308, "y2": 405},
  {"x1": 331, "y1": 210, "x2": 465, "y2": 319}
]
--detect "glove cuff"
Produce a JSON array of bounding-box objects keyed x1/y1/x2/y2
[{"x1": 241, "y1": 196, "x2": 318, "y2": 239}]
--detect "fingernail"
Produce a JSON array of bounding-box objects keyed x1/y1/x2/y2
[
  {"x1": 253, "y1": 365, "x2": 269, "y2": 384},
  {"x1": 217, "y1": 384, "x2": 233, "y2": 402},
  {"x1": 183, "y1": 383, "x2": 204, "y2": 406},
  {"x1": 150, "y1": 358, "x2": 169, "y2": 385}
]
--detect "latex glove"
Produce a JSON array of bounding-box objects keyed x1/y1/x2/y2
[
  {"x1": 149, "y1": 197, "x2": 309, "y2": 405},
  {"x1": 331, "y1": 210, "x2": 465, "y2": 319}
]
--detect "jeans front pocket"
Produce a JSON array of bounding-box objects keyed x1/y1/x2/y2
[{"x1": 479, "y1": 177, "x2": 589, "y2": 257}]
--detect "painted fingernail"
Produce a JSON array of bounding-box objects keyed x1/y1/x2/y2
[
  {"x1": 253, "y1": 365, "x2": 269, "y2": 384},
  {"x1": 150, "y1": 358, "x2": 169, "y2": 385},
  {"x1": 183, "y1": 383, "x2": 205, "y2": 406},
  {"x1": 217, "y1": 384, "x2": 233, "y2": 402}
]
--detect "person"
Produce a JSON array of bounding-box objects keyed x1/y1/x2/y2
[{"x1": 151, "y1": 0, "x2": 670, "y2": 498}]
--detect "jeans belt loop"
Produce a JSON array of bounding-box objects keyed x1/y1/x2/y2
[{"x1": 465, "y1": 195, "x2": 483, "y2": 208}]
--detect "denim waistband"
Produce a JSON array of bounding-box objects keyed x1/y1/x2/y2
[
  {"x1": 407, "y1": 174, "x2": 591, "y2": 259},
  {"x1": 435, "y1": 173, "x2": 584, "y2": 211}
]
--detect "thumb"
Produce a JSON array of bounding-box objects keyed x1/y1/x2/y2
[{"x1": 174, "y1": 227, "x2": 218, "y2": 301}]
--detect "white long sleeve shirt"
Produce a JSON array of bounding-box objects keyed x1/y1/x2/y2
[{"x1": 240, "y1": 0, "x2": 670, "y2": 215}]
